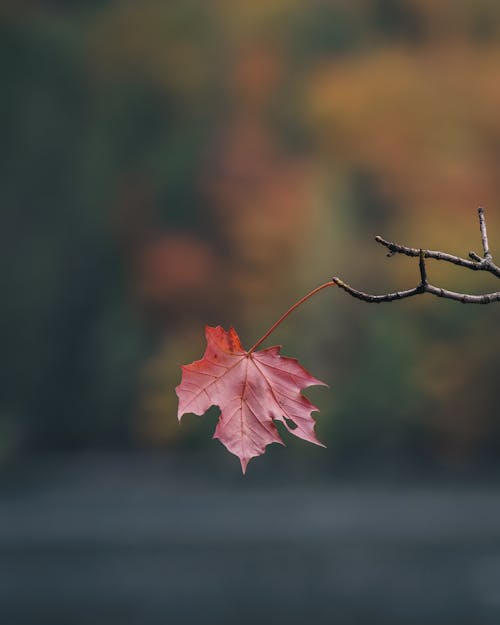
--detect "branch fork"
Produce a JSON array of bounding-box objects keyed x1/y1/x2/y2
[{"x1": 332, "y1": 207, "x2": 500, "y2": 305}]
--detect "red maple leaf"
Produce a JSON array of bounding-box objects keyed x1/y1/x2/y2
[{"x1": 176, "y1": 325, "x2": 327, "y2": 473}]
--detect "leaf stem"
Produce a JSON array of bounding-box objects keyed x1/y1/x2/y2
[{"x1": 248, "y1": 281, "x2": 336, "y2": 353}]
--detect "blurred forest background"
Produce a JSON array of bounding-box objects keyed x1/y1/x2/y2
[{"x1": 1, "y1": 0, "x2": 500, "y2": 474}]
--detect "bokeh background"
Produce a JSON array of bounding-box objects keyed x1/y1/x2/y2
[{"x1": 1, "y1": 2, "x2": 500, "y2": 624}]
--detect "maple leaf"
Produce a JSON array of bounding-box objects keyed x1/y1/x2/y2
[{"x1": 176, "y1": 325, "x2": 327, "y2": 473}]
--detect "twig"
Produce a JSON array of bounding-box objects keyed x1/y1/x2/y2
[
  {"x1": 478, "y1": 206, "x2": 492, "y2": 259},
  {"x1": 333, "y1": 207, "x2": 500, "y2": 305},
  {"x1": 332, "y1": 277, "x2": 500, "y2": 304},
  {"x1": 374, "y1": 239, "x2": 500, "y2": 278},
  {"x1": 418, "y1": 249, "x2": 428, "y2": 286}
]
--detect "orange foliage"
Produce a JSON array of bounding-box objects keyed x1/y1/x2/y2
[{"x1": 306, "y1": 45, "x2": 500, "y2": 217}]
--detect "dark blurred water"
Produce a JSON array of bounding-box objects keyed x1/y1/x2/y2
[{"x1": 1, "y1": 453, "x2": 500, "y2": 625}]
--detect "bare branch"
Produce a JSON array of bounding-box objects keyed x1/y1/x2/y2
[
  {"x1": 332, "y1": 277, "x2": 500, "y2": 304},
  {"x1": 332, "y1": 278, "x2": 422, "y2": 303},
  {"x1": 375, "y1": 238, "x2": 500, "y2": 278},
  {"x1": 478, "y1": 206, "x2": 492, "y2": 258},
  {"x1": 374, "y1": 208, "x2": 500, "y2": 278},
  {"x1": 425, "y1": 284, "x2": 500, "y2": 304},
  {"x1": 418, "y1": 249, "x2": 428, "y2": 286},
  {"x1": 376, "y1": 235, "x2": 481, "y2": 270},
  {"x1": 334, "y1": 207, "x2": 500, "y2": 305}
]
